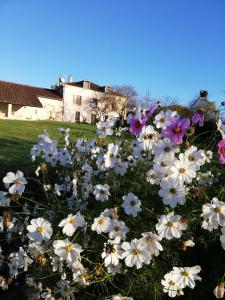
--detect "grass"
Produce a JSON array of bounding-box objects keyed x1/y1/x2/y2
[{"x1": 0, "y1": 119, "x2": 97, "y2": 177}]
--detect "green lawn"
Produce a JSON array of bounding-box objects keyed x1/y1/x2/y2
[{"x1": 0, "y1": 119, "x2": 97, "y2": 177}]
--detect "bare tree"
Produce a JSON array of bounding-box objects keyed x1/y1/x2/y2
[
  {"x1": 83, "y1": 92, "x2": 119, "y2": 123},
  {"x1": 112, "y1": 85, "x2": 137, "y2": 111},
  {"x1": 82, "y1": 86, "x2": 137, "y2": 125},
  {"x1": 111, "y1": 85, "x2": 138, "y2": 125}
]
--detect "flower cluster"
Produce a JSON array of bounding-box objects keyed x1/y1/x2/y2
[
  {"x1": 0, "y1": 105, "x2": 224, "y2": 299},
  {"x1": 161, "y1": 265, "x2": 202, "y2": 297}
]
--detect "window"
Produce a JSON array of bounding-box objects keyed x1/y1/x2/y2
[
  {"x1": 75, "y1": 111, "x2": 80, "y2": 122},
  {"x1": 104, "y1": 86, "x2": 111, "y2": 93},
  {"x1": 92, "y1": 98, "x2": 98, "y2": 108},
  {"x1": 73, "y1": 95, "x2": 82, "y2": 105}
]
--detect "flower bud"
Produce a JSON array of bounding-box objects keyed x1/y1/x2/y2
[
  {"x1": 213, "y1": 283, "x2": 225, "y2": 298},
  {"x1": 36, "y1": 255, "x2": 47, "y2": 267}
]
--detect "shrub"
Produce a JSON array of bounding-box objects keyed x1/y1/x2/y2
[{"x1": 0, "y1": 106, "x2": 225, "y2": 299}]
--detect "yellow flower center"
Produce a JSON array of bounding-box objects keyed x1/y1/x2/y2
[
  {"x1": 215, "y1": 207, "x2": 221, "y2": 214},
  {"x1": 183, "y1": 271, "x2": 189, "y2": 277},
  {"x1": 14, "y1": 179, "x2": 21, "y2": 185},
  {"x1": 169, "y1": 280, "x2": 176, "y2": 286},
  {"x1": 114, "y1": 226, "x2": 120, "y2": 232},
  {"x1": 65, "y1": 244, "x2": 73, "y2": 252},
  {"x1": 179, "y1": 168, "x2": 186, "y2": 174},
  {"x1": 174, "y1": 126, "x2": 181, "y2": 133},
  {"x1": 133, "y1": 249, "x2": 140, "y2": 256},
  {"x1": 170, "y1": 188, "x2": 176, "y2": 194},
  {"x1": 69, "y1": 218, "x2": 75, "y2": 224},
  {"x1": 167, "y1": 221, "x2": 173, "y2": 228},
  {"x1": 164, "y1": 147, "x2": 170, "y2": 153},
  {"x1": 188, "y1": 155, "x2": 195, "y2": 162},
  {"x1": 36, "y1": 226, "x2": 44, "y2": 233},
  {"x1": 98, "y1": 219, "x2": 104, "y2": 225},
  {"x1": 146, "y1": 236, "x2": 153, "y2": 244}
]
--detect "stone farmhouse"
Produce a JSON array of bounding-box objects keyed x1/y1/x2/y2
[{"x1": 0, "y1": 77, "x2": 127, "y2": 123}]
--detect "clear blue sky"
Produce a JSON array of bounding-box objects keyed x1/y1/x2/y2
[{"x1": 0, "y1": 0, "x2": 225, "y2": 105}]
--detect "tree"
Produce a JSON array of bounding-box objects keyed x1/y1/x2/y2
[
  {"x1": 111, "y1": 85, "x2": 138, "y2": 126},
  {"x1": 112, "y1": 85, "x2": 137, "y2": 112}
]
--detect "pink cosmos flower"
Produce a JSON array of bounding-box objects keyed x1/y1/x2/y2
[
  {"x1": 141, "y1": 102, "x2": 159, "y2": 120},
  {"x1": 130, "y1": 115, "x2": 146, "y2": 135},
  {"x1": 192, "y1": 109, "x2": 205, "y2": 127},
  {"x1": 163, "y1": 117, "x2": 190, "y2": 144},
  {"x1": 217, "y1": 139, "x2": 225, "y2": 164}
]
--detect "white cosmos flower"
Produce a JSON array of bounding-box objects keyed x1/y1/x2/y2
[
  {"x1": 75, "y1": 138, "x2": 87, "y2": 153},
  {"x1": 153, "y1": 155, "x2": 174, "y2": 179},
  {"x1": 140, "y1": 232, "x2": 163, "y2": 257},
  {"x1": 121, "y1": 238, "x2": 151, "y2": 269},
  {"x1": 107, "y1": 263, "x2": 122, "y2": 275},
  {"x1": 153, "y1": 138, "x2": 180, "y2": 161},
  {"x1": 51, "y1": 256, "x2": 64, "y2": 272},
  {"x1": 201, "y1": 197, "x2": 225, "y2": 228},
  {"x1": 201, "y1": 219, "x2": 218, "y2": 232},
  {"x1": 179, "y1": 146, "x2": 206, "y2": 170},
  {"x1": 138, "y1": 125, "x2": 159, "y2": 151},
  {"x1": 97, "y1": 120, "x2": 114, "y2": 138},
  {"x1": 108, "y1": 220, "x2": 129, "y2": 240},
  {"x1": 171, "y1": 265, "x2": 202, "y2": 289},
  {"x1": 27, "y1": 218, "x2": 53, "y2": 243},
  {"x1": 169, "y1": 157, "x2": 196, "y2": 184},
  {"x1": 53, "y1": 239, "x2": 83, "y2": 266},
  {"x1": 146, "y1": 169, "x2": 160, "y2": 185},
  {"x1": 161, "y1": 271, "x2": 184, "y2": 298},
  {"x1": 73, "y1": 263, "x2": 90, "y2": 287},
  {"x1": 101, "y1": 207, "x2": 119, "y2": 220},
  {"x1": 58, "y1": 213, "x2": 85, "y2": 237},
  {"x1": 91, "y1": 216, "x2": 111, "y2": 234},
  {"x1": 113, "y1": 159, "x2": 128, "y2": 176},
  {"x1": 101, "y1": 237, "x2": 123, "y2": 267},
  {"x1": 104, "y1": 143, "x2": 119, "y2": 168},
  {"x1": 122, "y1": 193, "x2": 142, "y2": 217},
  {"x1": 158, "y1": 178, "x2": 186, "y2": 208},
  {"x1": 154, "y1": 110, "x2": 177, "y2": 130},
  {"x1": 3, "y1": 171, "x2": 27, "y2": 194},
  {"x1": 0, "y1": 192, "x2": 10, "y2": 206},
  {"x1": 156, "y1": 212, "x2": 187, "y2": 240},
  {"x1": 93, "y1": 184, "x2": 110, "y2": 202}
]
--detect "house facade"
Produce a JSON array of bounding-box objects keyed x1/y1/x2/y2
[{"x1": 0, "y1": 78, "x2": 127, "y2": 123}]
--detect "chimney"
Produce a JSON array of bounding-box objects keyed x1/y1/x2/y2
[{"x1": 68, "y1": 75, "x2": 73, "y2": 83}]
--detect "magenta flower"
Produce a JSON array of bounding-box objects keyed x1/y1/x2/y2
[
  {"x1": 141, "y1": 102, "x2": 159, "y2": 120},
  {"x1": 217, "y1": 139, "x2": 225, "y2": 164},
  {"x1": 163, "y1": 117, "x2": 190, "y2": 144},
  {"x1": 192, "y1": 109, "x2": 205, "y2": 127},
  {"x1": 130, "y1": 115, "x2": 146, "y2": 135}
]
